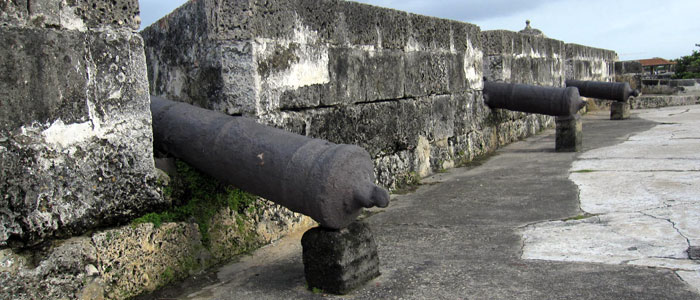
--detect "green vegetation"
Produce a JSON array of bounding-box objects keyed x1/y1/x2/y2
[
  {"x1": 674, "y1": 44, "x2": 700, "y2": 79},
  {"x1": 456, "y1": 151, "x2": 498, "y2": 169},
  {"x1": 132, "y1": 160, "x2": 258, "y2": 247},
  {"x1": 159, "y1": 267, "x2": 176, "y2": 286},
  {"x1": 392, "y1": 171, "x2": 422, "y2": 194}
]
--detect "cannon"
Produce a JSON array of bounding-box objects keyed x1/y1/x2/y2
[
  {"x1": 483, "y1": 81, "x2": 585, "y2": 152},
  {"x1": 565, "y1": 80, "x2": 639, "y2": 102},
  {"x1": 150, "y1": 96, "x2": 390, "y2": 230},
  {"x1": 483, "y1": 81, "x2": 586, "y2": 116},
  {"x1": 565, "y1": 80, "x2": 640, "y2": 120}
]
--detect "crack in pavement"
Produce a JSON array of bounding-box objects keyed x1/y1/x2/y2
[{"x1": 640, "y1": 211, "x2": 693, "y2": 253}]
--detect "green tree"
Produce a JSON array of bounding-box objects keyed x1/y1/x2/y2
[{"x1": 674, "y1": 44, "x2": 700, "y2": 79}]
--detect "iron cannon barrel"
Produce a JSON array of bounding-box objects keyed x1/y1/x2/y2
[
  {"x1": 483, "y1": 81, "x2": 586, "y2": 117},
  {"x1": 150, "y1": 96, "x2": 389, "y2": 230},
  {"x1": 565, "y1": 80, "x2": 639, "y2": 102}
]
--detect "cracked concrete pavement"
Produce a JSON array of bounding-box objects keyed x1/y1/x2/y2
[
  {"x1": 523, "y1": 105, "x2": 700, "y2": 292},
  {"x1": 141, "y1": 105, "x2": 700, "y2": 300}
]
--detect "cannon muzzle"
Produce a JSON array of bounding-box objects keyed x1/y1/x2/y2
[
  {"x1": 483, "y1": 81, "x2": 585, "y2": 117},
  {"x1": 565, "y1": 80, "x2": 639, "y2": 102},
  {"x1": 150, "y1": 96, "x2": 389, "y2": 230}
]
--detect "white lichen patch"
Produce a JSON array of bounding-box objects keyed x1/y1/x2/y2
[
  {"x1": 265, "y1": 48, "x2": 329, "y2": 90},
  {"x1": 42, "y1": 119, "x2": 96, "y2": 151},
  {"x1": 404, "y1": 37, "x2": 422, "y2": 53},
  {"x1": 252, "y1": 17, "x2": 330, "y2": 115},
  {"x1": 165, "y1": 67, "x2": 186, "y2": 100},
  {"x1": 463, "y1": 39, "x2": 483, "y2": 90},
  {"x1": 254, "y1": 19, "x2": 330, "y2": 90},
  {"x1": 59, "y1": 2, "x2": 87, "y2": 32},
  {"x1": 414, "y1": 136, "x2": 431, "y2": 178},
  {"x1": 514, "y1": 48, "x2": 550, "y2": 60}
]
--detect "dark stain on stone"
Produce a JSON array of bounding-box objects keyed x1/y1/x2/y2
[{"x1": 257, "y1": 42, "x2": 300, "y2": 78}]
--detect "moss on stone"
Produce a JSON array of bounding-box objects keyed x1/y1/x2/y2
[
  {"x1": 131, "y1": 160, "x2": 257, "y2": 248},
  {"x1": 392, "y1": 171, "x2": 422, "y2": 194},
  {"x1": 257, "y1": 42, "x2": 301, "y2": 78}
]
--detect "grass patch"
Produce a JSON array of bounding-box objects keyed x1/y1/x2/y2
[
  {"x1": 456, "y1": 151, "x2": 499, "y2": 169},
  {"x1": 392, "y1": 172, "x2": 422, "y2": 195},
  {"x1": 132, "y1": 160, "x2": 258, "y2": 248}
]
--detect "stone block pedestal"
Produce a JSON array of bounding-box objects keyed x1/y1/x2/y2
[
  {"x1": 301, "y1": 221, "x2": 380, "y2": 294},
  {"x1": 610, "y1": 101, "x2": 630, "y2": 120},
  {"x1": 688, "y1": 246, "x2": 700, "y2": 260},
  {"x1": 555, "y1": 114, "x2": 582, "y2": 152}
]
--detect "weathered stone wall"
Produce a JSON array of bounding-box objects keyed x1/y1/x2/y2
[
  {"x1": 565, "y1": 43, "x2": 617, "y2": 82},
  {"x1": 630, "y1": 95, "x2": 700, "y2": 109},
  {"x1": 481, "y1": 30, "x2": 564, "y2": 146},
  {"x1": 615, "y1": 60, "x2": 643, "y2": 75},
  {"x1": 564, "y1": 43, "x2": 618, "y2": 110},
  {"x1": 142, "y1": 0, "x2": 535, "y2": 189},
  {"x1": 0, "y1": 0, "x2": 161, "y2": 248}
]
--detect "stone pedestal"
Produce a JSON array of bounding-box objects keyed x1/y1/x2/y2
[
  {"x1": 555, "y1": 114, "x2": 582, "y2": 152},
  {"x1": 688, "y1": 246, "x2": 700, "y2": 260},
  {"x1": 610, "y1": 101, "x2": 630, "y2": 120},
  {"x1": 301, "y1": 221, "x2": 380, "y2": 294}
]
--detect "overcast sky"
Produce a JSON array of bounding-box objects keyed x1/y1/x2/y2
[{"x1": 139, "y1": 0, "x2": 699, "y2": 61}]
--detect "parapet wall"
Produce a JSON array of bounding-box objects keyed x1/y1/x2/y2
[
  {"x1": 565, "y1": 43, "x2": 618, "y2": 81},
  {"x1": 143, "y1": 0, "x2": 613, "y2": 190}
]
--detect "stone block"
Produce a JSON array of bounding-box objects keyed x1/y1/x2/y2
[
  {"x1": 615, "y1": 61, "x2": 643, "y2": 75},
  {"x1": 322, "y1": 47, "x2": 366, "y2": 106},
  {"x1": 610, "y1": 101, "x2": 630, "y2": 120},
  {"x1": 408, "y1": 14, "x2": 452, "y2": 50},
  {"x1": 405, "y1": 52, "x2": 450, "y2": 97},
  {"x1": 481, "y1": 30, "x2": 566, "y2": 87},
  {"x1": 688, "y1": 246, "x2": 700, "y2": 260},
  {"x1": 301, "y1": 221, "x2": 380, "y2": 295},
  {"x1": 340, "y1": 1, "x2": 380, "y2": 46},
  {"x1": 555, "y1": 114, "x2": 582, "y2": 152},
  {"x1": 376, "y1": 8, "x2": 409, "y2": 50},
  {"x1": 280, "y1": 84, "x2": 323, "y2": 110},
  {"x1": 0, "y1": 27, "x2": 162, "y2": 247},
  {"x1": 1, "y1": 0, "x2": 140, "y2": 30},
  {"x1": 307, "y1": 102, "x2": 403, "y2": 157},
  {"x1": 364, "y1": 50, "x2": 405, "y2": 102},
  {"x1": 565, "y1": 43, "x2": 617, "y2": 82}
]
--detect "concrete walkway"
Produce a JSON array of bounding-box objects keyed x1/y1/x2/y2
[{"x1": 144, "y1": 105, "x2": 700, "y2": 299}]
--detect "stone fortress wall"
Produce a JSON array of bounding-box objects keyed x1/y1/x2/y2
[
  {"x1": 1, "y1": 0, "x2": 624, "y2": 299},
  {"x1": 142, "y1": 0, "x2": 617, "y2": 190}
]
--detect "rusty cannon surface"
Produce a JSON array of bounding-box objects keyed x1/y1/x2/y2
[
  {"x1": 483, "y1": 81, "x2": 586, "y2": 116},
  {"x1": 150, "y1": 96, "x2": 390, "y2": 230},
  {"x1": 565, "y1": 80, "x2": 640, "y2": 102}
]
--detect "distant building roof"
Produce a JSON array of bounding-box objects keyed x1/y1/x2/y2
[
  {"x1": 637, "y1": 58, "x2": 676, "y2": 67},
  {"x1": 519, "y1": 20, "x2": 545, "y2": 37}
]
